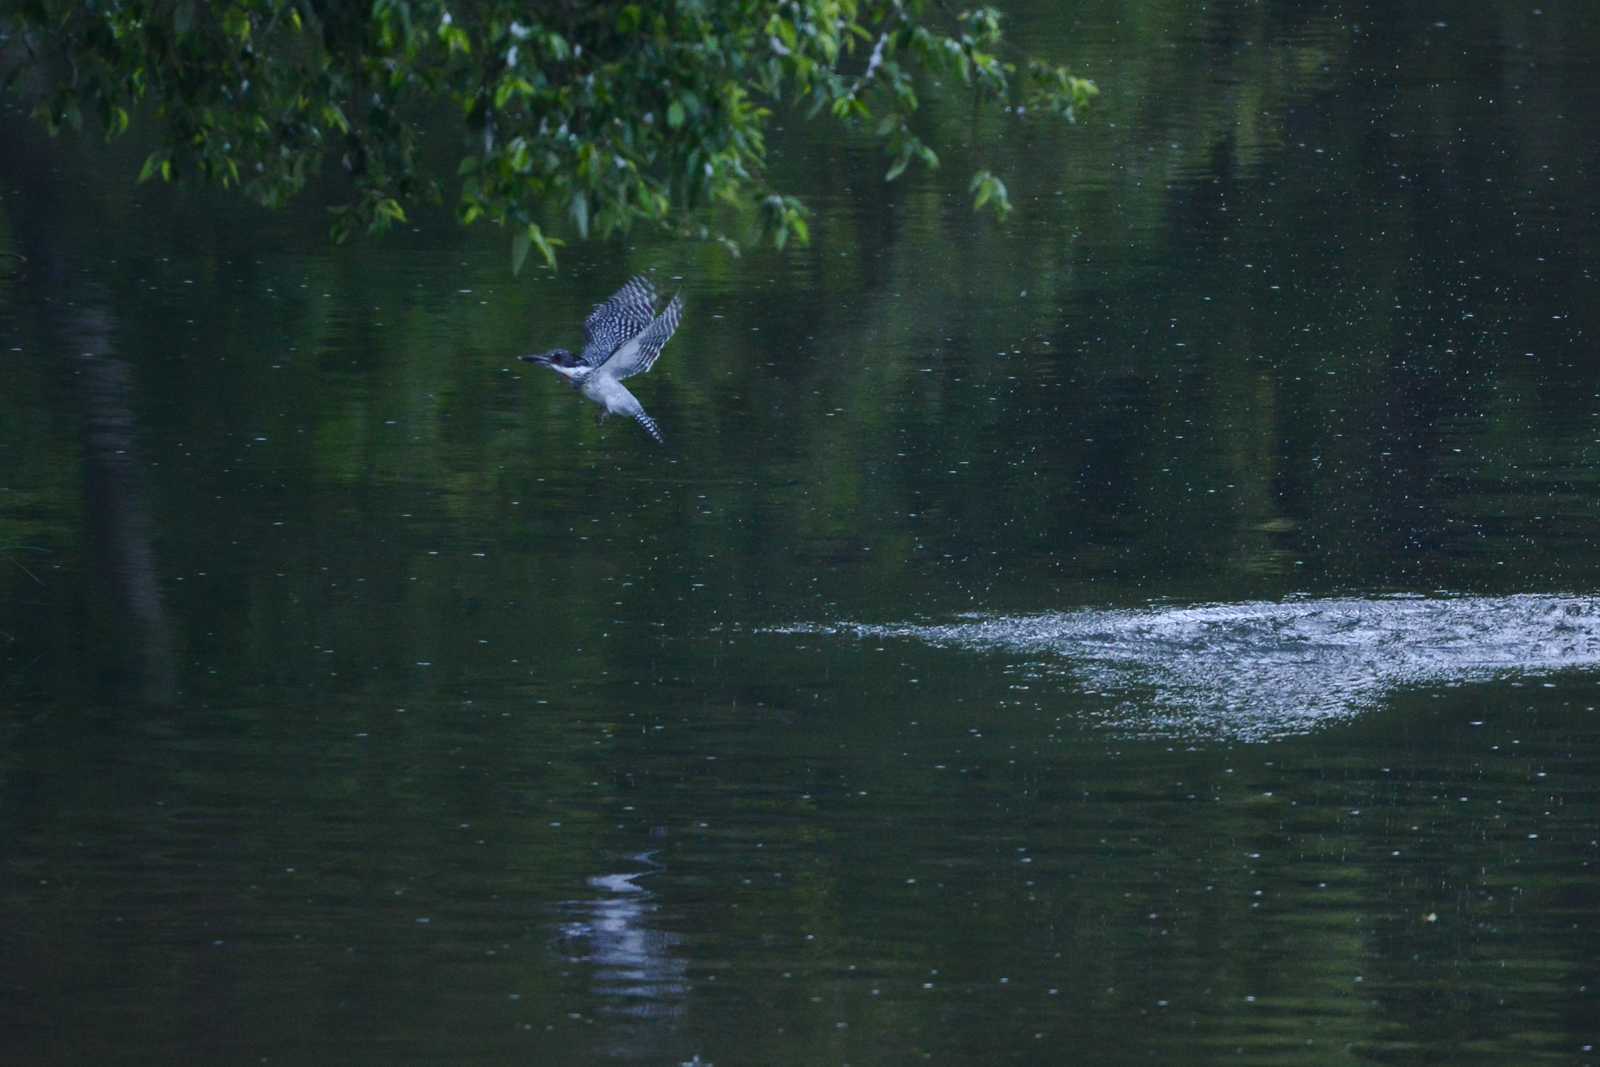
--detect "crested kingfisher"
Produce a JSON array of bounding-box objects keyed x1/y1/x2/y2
[{"x1": 521, "y1": 275, "x2": 684, "y2": 444}]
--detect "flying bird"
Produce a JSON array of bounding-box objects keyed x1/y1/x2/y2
[{"x1": 521, "y1": 275, "x2": 684, "y2": 444}]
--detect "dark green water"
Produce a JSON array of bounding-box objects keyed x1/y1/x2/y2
[{"x1": 4, "y1": 2, "x2": 1600, "y2": 1062}]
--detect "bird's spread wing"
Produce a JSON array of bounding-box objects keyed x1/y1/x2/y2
[
  {"x1": 579, "y1": 275, "x2": 657, "y2": 367},
  {"x1": 602, "y1": 292, "x2": 683, "y2": 381}
]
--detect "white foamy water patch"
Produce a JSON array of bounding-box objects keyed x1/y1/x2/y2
[{"x1": 779, "y1": 594, "x2": 1600, "y2": 739}]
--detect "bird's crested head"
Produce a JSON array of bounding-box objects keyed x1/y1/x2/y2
[{"x1": 521, "y1": 346, "x2": 576, "y2": 368}]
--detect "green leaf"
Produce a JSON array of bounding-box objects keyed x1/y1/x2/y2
[
  {"x1": 221, "y1": 6, "x2": 251, "y2": 42},
  {"x1": 530, "y1": 225, "x2": 561, "y2": 269},
  {"x1": 321, "y1": 104, "x2": 350, "y2": 135},
  {"x1": 969, "y1": 170, "x2": 1011, "y2": 218},
  {"x1": 513, "y1": 224, "x2": 561, "y2": 275},
  {"x1": 511, "y1": 228, "x2": 532, "y2": 275},
  {"x1": 571, "y1": 191, "x2": 589, "y2": 239},
  {"x1": 885, "y1": 151, "x2": 911, "y2": 182},
  {"x1": 440, "y1": 22, "x2": 471, "y2": 55},
  {"x1": 666, "y1": 100, "x2": 686, "y2": 130}
]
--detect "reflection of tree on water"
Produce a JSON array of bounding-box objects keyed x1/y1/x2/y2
[
  {"x1": 78, "y1": 341, "x2": 176, "y2": 706},
  {"x1": 4, "y1": 119, "x2": 176, "y2": 707},
  {"x1": 556, "y1": 847, "x2": 688, "y2": 1055}
]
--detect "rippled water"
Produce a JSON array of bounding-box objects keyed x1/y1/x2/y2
[{"x1": 6, "y1": 1, "x2": 1600, "y2": 1063}]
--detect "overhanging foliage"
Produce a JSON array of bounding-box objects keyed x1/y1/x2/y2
[{"x1": 0, "y1": 0, "x2": 1096, "y2": 269}]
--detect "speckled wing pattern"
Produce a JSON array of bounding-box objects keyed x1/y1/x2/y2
[
  {"x1": 578, "y1": 275, "x2": 657, "y2": 367},
  {"x1": 603, "y1": 292, "x2": 684, "y2": 382}
]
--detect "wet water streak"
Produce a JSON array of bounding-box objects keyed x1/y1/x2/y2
[{"x1": 786, "y1": 594, "x2": 1600, "y2": 738}]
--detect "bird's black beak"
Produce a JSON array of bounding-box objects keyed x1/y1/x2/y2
[{"x1": 520, "y1": 354, "x2": 552, "y2": 366}]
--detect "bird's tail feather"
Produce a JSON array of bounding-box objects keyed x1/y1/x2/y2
[{"x1": 634, "y1": 410, "x2": 664, "y2": 444}]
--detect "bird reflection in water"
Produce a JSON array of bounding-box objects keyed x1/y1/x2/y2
[{"x1": 556, "y1": 844, "x2": 688, "y2": 1038}]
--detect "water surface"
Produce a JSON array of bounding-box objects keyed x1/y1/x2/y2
[{"x1": 4, "y1": 1, "x2": 1600, "y2": 1062}]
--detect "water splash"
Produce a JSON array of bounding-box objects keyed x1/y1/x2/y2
[{"x1": 780, "y1": 594, "x2": 1600, "y2": 739}]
